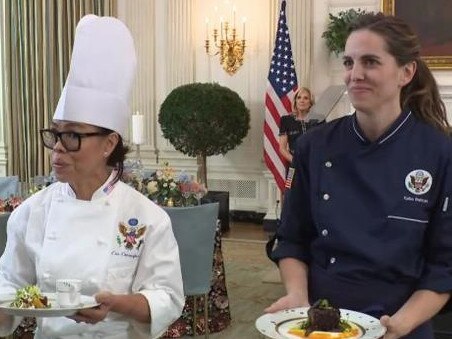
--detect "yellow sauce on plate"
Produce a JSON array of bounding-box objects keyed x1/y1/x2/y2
[{"x1": 288, "y1": 321, "x2": 361, "y2": 338}]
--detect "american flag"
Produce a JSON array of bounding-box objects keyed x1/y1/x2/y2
[{"x1": 264, "y1": 0, "x2": 298, "y2": 192}]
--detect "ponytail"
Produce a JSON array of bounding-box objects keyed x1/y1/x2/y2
[{"x1": 402, "y1": 59, "x2": 449, "y2": 133}]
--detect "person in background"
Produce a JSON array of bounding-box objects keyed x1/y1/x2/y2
[
  {"x1": 267, "y1": 12, "x2": 452, "y2": 339},
  {"x1": 278, "y1": 87, "x2": 320, "y2": 164},
  {"x1": 0, "y1": 15, "x2": 184, "y2": 339}
]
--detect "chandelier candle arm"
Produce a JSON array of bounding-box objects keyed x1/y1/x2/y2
[{"x1": 205, "y1": 9, "x2": 246, "y2": 75}]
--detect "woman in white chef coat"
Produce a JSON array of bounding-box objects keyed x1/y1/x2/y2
[{"x1": 0, "y1": 15, "x2": 184, "y2": 339}]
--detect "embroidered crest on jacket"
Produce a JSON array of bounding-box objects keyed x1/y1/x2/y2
[
  {"x1": 117, "y1": 218, "x2": 146, "y2": 250},
  {"x1": 405, "y1": 170, "x2": 432, "y2": 195}
]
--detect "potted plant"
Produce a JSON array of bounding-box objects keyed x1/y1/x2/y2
[
  {"x1": 321, "y1": 8, "x2": 369, "y2": 56},
  {"x1": 159, "y1": 82, "x2": 250, "y2": 186}
]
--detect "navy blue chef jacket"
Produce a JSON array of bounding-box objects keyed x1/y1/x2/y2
[{"x1": 271, "y1": 110, "x2": 452, "y2": 339}]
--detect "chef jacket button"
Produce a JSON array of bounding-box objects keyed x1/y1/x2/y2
[
  {"x1": 325, "y1": 161, "x2": 332, "y2": 168},
  {"x1": 321, "y1": 229, "x2": 328, "y2": 236},
  {"x1": 47, "y1": 233, "x2": 57, "y2": 240},
  {"x1": 97, "y1": 238, "x2": 107, "y2": 245},
  {"x1": 105, "y1": 201, "x2": 110, "y2": 206},
  {"x1": 323, "y1": 193, "x2": 330, "y2": 201},
  {"x1": 330, "y1": 257, "x2": 336, "y2": 264}
]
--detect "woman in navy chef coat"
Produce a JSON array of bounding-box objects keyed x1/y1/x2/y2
[{"x1": 267, "y1": 13, "x2": 452, "y2": 339}]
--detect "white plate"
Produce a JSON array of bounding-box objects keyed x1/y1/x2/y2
[
  {"x1": 255, "y1": 307, "x2": 386, "y2": 339},
  {"x1": 0, "y1": 293, "x2": 99, "y2": 317}
]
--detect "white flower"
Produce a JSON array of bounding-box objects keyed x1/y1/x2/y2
[
  {"x1": 156, "y1": 170, "x2": 163, "y2": 179},
  {"x1": 170, "y1": 182, "x2": 177, "y2": 189},
  {"x1": 147, "y1": 181, "x2": 158, "y2": 194},
  {"x1": 163, "y1": 182, "x2": 168, "y2": 188}
]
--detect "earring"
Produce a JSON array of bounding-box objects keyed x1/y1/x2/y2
[{"x1": 104, "y1": 152, "x2": 109, "y2": 157}]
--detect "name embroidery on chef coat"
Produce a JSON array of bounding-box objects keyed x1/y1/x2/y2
[
  {"x1": 405, "y1": 169, "x2": 432, "y2": 195},
  {"x1": 112, "y1": 218, "x2": 147, "y2": 258}
]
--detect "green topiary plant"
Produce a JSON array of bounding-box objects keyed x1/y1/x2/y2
[
  {"x1": 321, "y1": 8, "x2": 369, "y2": 56},
  {"x1": 159, "y1": 82, "x2": 250, "y2": 186}
]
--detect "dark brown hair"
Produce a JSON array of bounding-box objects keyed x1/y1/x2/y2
[
  {"x1": 348, "y1": 13, "x2": 449, "y2": 133},
  {"x1": 98, "y1": 127, "x2": 129, "y2": 184}
]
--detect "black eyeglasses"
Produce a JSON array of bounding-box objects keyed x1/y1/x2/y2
[{"x1": 40, "y1": 129, "x2": 109, "y2": 152}]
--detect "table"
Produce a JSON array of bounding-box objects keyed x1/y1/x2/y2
[{"x1": 163, "y1": 222, "x2": 231, "y2": 337}]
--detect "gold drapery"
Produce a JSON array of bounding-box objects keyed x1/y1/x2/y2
[{"x1": 1, "y1": 0, "x2": 116, "y2": 182}]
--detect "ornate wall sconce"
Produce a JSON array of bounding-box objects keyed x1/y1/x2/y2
[{"x1": 204, "y1": 8, "x2": 246, "y2": 76}]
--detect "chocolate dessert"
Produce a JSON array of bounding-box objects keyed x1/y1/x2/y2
[{"x1": 305, "y1": 299, "x2": 341, "y2": 335}]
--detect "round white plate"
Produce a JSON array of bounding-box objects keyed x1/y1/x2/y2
[
  {"x1": 255, "y1": 307, "x2": 386, "y2": 339},
  {"x1": 0, "y1": 293, "x2": 99, "y2": 317}
]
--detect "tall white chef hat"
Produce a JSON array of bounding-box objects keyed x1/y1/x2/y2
[{"x1": 53, "y1": 15, "x2": 136, "y2": 137}]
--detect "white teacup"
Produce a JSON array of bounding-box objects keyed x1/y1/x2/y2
[{"x1": 56, "y1": 279, "x2": 82, "y2": 308}]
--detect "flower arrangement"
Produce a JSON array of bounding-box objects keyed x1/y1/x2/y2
[
  {"x1": 123, "y1": 162, "x2": 207, "y2": 207},
  {"x1": 0, "y1": 196, "x2": 23, "y2": 212}
]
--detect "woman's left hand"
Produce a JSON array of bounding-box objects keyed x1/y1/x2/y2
[
  {"x1": 380, "y1": 314, "x2": 411, "y2": 339},
  {"x1": 68, "y1": 291, "x2": 115, "y2": 325}
]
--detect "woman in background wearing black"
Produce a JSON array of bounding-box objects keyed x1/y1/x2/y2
[
  {"x1": 278, "y1": 87, "x2": 323, "y2": 200},
  {"x1": 279, "y1": 87, "x2": 321, "y2": 165}
]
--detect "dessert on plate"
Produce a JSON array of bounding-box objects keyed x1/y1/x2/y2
[{"x1": 288, "y1": 299, "x2": 361, "y2": 338}]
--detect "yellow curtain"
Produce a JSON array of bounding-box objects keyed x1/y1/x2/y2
[{"x1": 2, "y1": 0, "x2": 116, "y2": 182}]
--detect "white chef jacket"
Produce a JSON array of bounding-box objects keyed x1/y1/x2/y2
[{"x1": 0, "y1": 174, "x2": 184, "y2": 338}]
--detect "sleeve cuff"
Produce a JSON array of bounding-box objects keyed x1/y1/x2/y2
[
  {"x1": 270, "y1": 239, "x2": 311, "y2": 265},
  {"x1": 138, "y1": 289, "x2": 183, "y2": 339}
]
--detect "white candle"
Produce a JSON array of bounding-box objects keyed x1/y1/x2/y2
[
  {"x1": 242, "y1": 17, "x2": 246, "y2": 39},
  {"x1": 233, "y1": 5, "x2": 236, "y2": 29},
  {"x1": 132, "y1": 113, "x2": 145, "y2": 145},
  {"x1": 205, "y1": 17, "x2": 209, "y2": 40}
]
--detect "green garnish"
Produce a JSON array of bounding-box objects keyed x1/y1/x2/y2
[{"x1": 10, "y1": 285, "x2": 51, "y2": 309}]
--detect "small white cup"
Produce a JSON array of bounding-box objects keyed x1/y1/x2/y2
[{"x1": 56, "y1": 279, "x2": 82, "y2": 308}]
